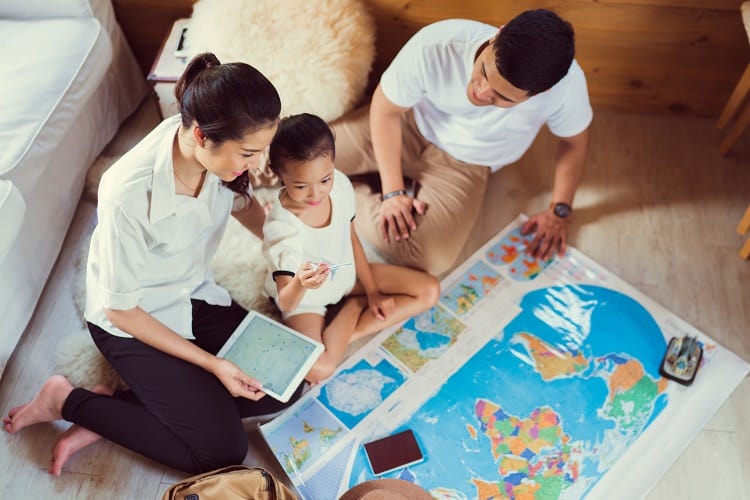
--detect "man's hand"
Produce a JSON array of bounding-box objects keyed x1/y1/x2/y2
[
  {"x1": 378, "y1": 194, "x2": 427, "y2": 243},
  {"x1": 521, "y1": 210, "x2": 571, "y2": 260}
]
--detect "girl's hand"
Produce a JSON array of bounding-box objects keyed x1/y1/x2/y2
[
  {"x1": 297, "y1": 261, "x2": 329, "y2": 289},
  {"x1": 211, "y1": 358, "x2": 266, "y2": 401},
  {"x1": 366, "y1": 291, "x2": 395, "y2": 321}
]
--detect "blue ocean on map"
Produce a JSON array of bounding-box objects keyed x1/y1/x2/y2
[
  {"x1": 346, "y1": 285, "x2": 669, "y2": 499},
  {"x1": 413, "y1": 326, "x2": 451, "y2": 350}
]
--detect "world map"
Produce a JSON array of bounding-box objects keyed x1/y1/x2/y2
[
  {"x1": 260, "y1": 218, "x2": 748, "y2": 499},
  {"x1": 261, "y1": 398, "x2": 346, "y2": 476},
  {"x1": 346, "y1": 285, "x2": 669, "y2": 498}
]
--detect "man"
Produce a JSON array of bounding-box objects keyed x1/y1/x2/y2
[{"x1": 333, "y1": 9, "x2": 592, "y2": 276}]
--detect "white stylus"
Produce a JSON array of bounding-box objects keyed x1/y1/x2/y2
[{"x1": 319, "y1": 262, "x2": 352, "y2": 271}]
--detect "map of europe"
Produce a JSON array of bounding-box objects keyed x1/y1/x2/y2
[{"x1": 382, "y1": 305, "x2": 466, "y2": 372}]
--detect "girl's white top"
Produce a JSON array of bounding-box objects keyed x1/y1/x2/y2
[{"x1": 262, "y1": 169, "x2": 357, "y2": 310}]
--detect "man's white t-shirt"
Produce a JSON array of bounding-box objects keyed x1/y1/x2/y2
[
  {"x1": 380, "y1": 19, "x2": 593, "y2": 172},
  {"x1": 85, "y1": 114, "x2": 246, "y2": 338}
]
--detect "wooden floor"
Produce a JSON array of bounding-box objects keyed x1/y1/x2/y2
[{"x1": 1, "y1": 95, "x2": 749, "y2": 499}]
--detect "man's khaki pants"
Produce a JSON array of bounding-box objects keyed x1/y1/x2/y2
[{"x1": 332, "y1": 106, "x2": 489, "y2": 277}]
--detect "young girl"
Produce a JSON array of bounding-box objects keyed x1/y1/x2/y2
[
  {"x1": 263, "y1": 113, "x2": 440, "y2": 382},
  {"x1": 4, "y1": 53, "x2": 301, "y2": 476}
]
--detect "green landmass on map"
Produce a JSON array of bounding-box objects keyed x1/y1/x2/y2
[{"x1": 281, "y1": 422, "x2": 343, "y2": 474}]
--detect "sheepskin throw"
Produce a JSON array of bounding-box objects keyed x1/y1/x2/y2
[
  {"x1": 59, "y1": 192, "x2": 281, "y2": 389},
  {"x1": 187, "y1": 0, "x2": 376, "y2": 123}
]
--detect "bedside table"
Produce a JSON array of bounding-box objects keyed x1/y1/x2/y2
[{"x1": 148, "y1": 18, "x2": 190, "y2": 118}]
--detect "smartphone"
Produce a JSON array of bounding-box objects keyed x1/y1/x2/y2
[
  {"x1": 174, "y1": 27, "x2": 189, "y2": 58},
  {"x1": 363, "y1": 429, "x2": 424, "y2": 476}
]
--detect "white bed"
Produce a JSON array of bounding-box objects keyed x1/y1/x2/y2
[{"x1": 0, "y1": 0, "x2": 149, "y2": 378}]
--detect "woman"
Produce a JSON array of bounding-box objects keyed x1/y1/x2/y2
[{"x1": 3, "y1": 53, "x2": 299, "y2": 475}]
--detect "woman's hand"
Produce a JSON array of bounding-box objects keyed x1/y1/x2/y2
[
  {"x1": 297, "y1": 261, "x2": 329, "y2": 289},
  {"x1": 366, "y1": 291, "x2": 396, "y2": 321},
  {"x1": 211, "y1": 357, "x2": 266, "y2": 401}
]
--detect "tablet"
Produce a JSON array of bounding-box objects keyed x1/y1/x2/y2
[{"x1": 216, "y1": 311, "x2": 324, "y2": 402}]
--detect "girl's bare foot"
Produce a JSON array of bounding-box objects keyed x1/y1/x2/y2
[
  {"x1": 3, "y1": 375, "x2": 73, "y2": 433},
  {"x1": 49, "y1": 384, "x2": 113, "y2": 476}
]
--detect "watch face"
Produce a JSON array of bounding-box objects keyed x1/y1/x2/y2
[{"x1": 553, "y1": 202, "x2": 572, "y2": 218}]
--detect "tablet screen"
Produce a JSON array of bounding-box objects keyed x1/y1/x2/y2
[{"x1": 218, "y1": 311, "x2": 324, "y2": 402}]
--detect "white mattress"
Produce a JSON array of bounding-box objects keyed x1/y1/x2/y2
[{"x1": 0, "y1": 18, "x2": 111, "y2": 181}]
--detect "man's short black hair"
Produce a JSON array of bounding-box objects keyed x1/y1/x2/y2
[{"x1": 493, "y1": 9, "x2": 575, "y2": 96}]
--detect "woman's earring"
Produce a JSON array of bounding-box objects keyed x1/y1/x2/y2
[{"x1": 194, "y1": 126, "x2": 206, "y2": 148}]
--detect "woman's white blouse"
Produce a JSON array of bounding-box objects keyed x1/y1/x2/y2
[{"x1": 84, "y1": 114, "x2": 243, "y2": 338}]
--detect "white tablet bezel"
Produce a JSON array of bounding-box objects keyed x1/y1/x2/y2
[{"x1": 217, "y1": 310, "x2": 324, "y2": 402}]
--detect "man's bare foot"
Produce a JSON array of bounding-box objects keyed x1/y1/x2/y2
[
  {"x1": 49, "y1": 384, "x2": 113, "y2": 476},
  {"x1": 3, "y1": 375, "x2": 73, "y2": 433}
]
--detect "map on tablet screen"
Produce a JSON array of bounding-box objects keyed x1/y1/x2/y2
[{"x1": 217, "y1": 311, "x2": 324, "y2": 402}]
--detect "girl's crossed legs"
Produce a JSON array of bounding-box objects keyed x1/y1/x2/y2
[{"x1": 287, "y1": 263, "x2": 439, "y2": 382}]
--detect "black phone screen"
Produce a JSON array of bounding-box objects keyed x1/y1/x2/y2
[{"x1": 363, "y1": 429, "x2": 424, "y2": 476}]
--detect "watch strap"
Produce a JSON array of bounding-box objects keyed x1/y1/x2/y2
[
  {"x1": 382, "y1": 189, "x2": 407, "y2": 201},
  {"x1": 549, "y1": 201, "x2": 572, "y2": 219}
]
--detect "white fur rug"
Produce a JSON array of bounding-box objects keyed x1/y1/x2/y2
[
  {"x1": 59, "y1": 187, "x2": 382, "y2": 388},
  {"x1": 187, "y1": 0, "x2": 375, "y2": 123},
  {"x1": 57, "y1": 0, "x2": 377, "y2": 388},
  {"x1": 58, "y1": 189, "x2": 281, "y2": 389}
]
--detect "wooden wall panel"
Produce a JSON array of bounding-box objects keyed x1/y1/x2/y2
[
  {"x1": 364, "y1": 0, "x2": 749, "y2": 116},
  {"x1": 112, "y1": 0, "x2": 749, "y2": 116},
  {"x1": 113, "y1": 0, "x2": 197, "y2": 75},
  {"x1": 590, "y1": 0, "x2": 740, "y2": 10}
]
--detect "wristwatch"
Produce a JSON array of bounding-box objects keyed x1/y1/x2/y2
[{"x1": 550, "y1": 202, "x2": 572, "y2": 219}]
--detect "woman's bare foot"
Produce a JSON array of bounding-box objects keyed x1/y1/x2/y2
[
  {"x1": 3, "y1": 375, "x2": 73, "y2": 433},
  {"x1": 49, "y1": 384, "x2": 113, "y2": 476},
  {"x1": 2, "y1": 403, "x2": 30, "y2": 428}
]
